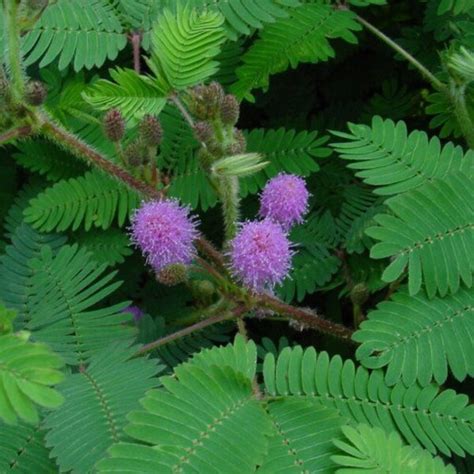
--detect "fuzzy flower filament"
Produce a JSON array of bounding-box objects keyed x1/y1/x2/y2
[
  {"x1": 259, "y1": 173, "x2": 309, "y2": 230},
  {"x1": 130, "y1": 200, "x2": 199, "y2": 273},
  {"x1": 229, "y1": 219, "x2": 293, "y2": 292}
]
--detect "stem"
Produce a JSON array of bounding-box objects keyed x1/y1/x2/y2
[
  {"x1": 450, "y1": 80, "x2": 474, "y2": 149},
  {"x1": 4, "y1": 0, "x2": 25, "y2": 100},
  {"x1": 130, "y1": 32, "x2": 141, "y2": 73},
  {"x1": 170, "y1": 94, "x2": 195, "y2": 128},
  {"x1": 39, "y1": 113, "x2": 163, "y2": 199},
  {"x1": 135, "y1": 309, "x2": 238, "y2": 356},
  {"x1": 0, "y1": 125, "x2": 32, "y2": 145},
  {"x1": 257, "y1": 293, "x2": 354, "y2": 342},
  {"x1": 218, "y1": 176, "x2": 240, "y2": 242},
  {"x1": 356, "y1": 15, "x2": 446, "y2": 92}
]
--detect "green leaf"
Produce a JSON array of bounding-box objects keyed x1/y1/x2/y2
[
  {"x1": 148, "y1": 4, "x2": 227, "y2": 91},
  {"x1": 263, "y1": 346, "x2": 474, "y2": 457},
  {"x1": 367, "y1": 172, "x2": 474, "y2": 297},
  {"x1": 0, "y1": 333, "x2": 64, "y2": 425},
  {"x1": 332, "y1": 424, "x2": 455, "y2": 473},
  {"x1": 353, "y1": 286, "x2": 474, "y2": 386},
  {"x1": 23, "y1": 0, "x2": 127, "y2": 71},
  {"x1": 45, "y1": 343, "x2": 162, "y2": 473},
  {"x1": 231, "y1": 4, "x2": 361, "y2": 101},
  {"x1": 83, "y1": 68, "x2": 167, "y2": 121},
  {"x1": 332, "y1": 116, "x2": 474, "y2": 195},
  {"x1": 23, "y1": 170, "x2": 140, "y2": 232}
]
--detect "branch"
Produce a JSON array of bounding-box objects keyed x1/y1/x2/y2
[
  {"x1": 130, "y1": 32, "x2": 141, "y2": 74},
  {"x1": 135, "y1": 307, "x2": 243, "y2": 356},
  {"x1": 257, "y1": 293, "x2": 355, "y2": 342},
  {"x1": 356, "y1": 15, "x2": 446, "y2": 92},
  {"x1": 0, "y1": 125, "x2": 32, "y2": 145}
]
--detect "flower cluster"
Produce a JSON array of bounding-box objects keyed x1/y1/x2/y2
[
  {"x1": 130, "y1": 199, "x2": 199, "y2": 273},
  {"x1": 228, "y1": 173, "x2": 309, "y2": 292}
]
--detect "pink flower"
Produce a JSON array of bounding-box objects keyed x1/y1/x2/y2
[
  {"x1": 229, "y1": 219, "x2": 293, "y2": 292},
  {"x1": 130, "y1": 200, "x2": 199, "y2": 272},
  {"x1": 259, "y1": 173, "x2": 309, "y2": 230}
]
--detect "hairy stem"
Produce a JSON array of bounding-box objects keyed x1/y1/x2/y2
[
  {"x1": 218, "y1": 176, "x2": 240, "y2": 242},
  {"x1": 135, "y1": 308, "x2": 242, "y2": 356},
  {"x1": 0, "y1": 125, "x2": 32, "y2": 145},
  {"x1": 450, "y1": 80, "x2": 474, "y2": 149},
  {"x1": 4, "y1": 0, "x2": 25, "y2": 100},
  {"x1": 356, "y1": 15, "x2": 446, "y2": 92},
  {"x1": 130, "y1": 32, "x2": 141, "y2": 73},
  {"x1": 39, "y1": 113, "x2": 163, "y2": 199}
]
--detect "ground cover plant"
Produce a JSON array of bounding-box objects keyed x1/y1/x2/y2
[{"x1": 0, "y1": 0, "x2": 473, "y2": 472}]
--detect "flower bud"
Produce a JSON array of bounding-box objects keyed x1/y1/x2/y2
[
  {"x1": 156, "y1": 264, "x2": 188, "y2": 286},
  {"x1": 220, "y1": 94, "x2": 240, "y2": 125},
  {"x1": 234, "y1": 129, "x2": 247, "y2": 153},
  {"x1": 103, "y1": 108, "x2": 125, "y2": 142},
  {"x1": 25, "y1": 80, "x2": 47, "y2": 106},
  {"x1": 194, "y1": 121, "x2": 214, "y2": 143},
  {"x1": 140, "y1": 114, "x2": 162, "y2": 146},
  {"x1": 188, "y1": 82, "x2": 224, "y2": 120},
  {"x1": 350, "y1": 283, "x2": 369, "y2": 305}
]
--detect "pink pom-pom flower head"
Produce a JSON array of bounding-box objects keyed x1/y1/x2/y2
[
  {"x1": 259, "y1": 173, "x2": 310, "y2": 230},
  {"x1": 130, "y1": 200, "x2": 199, "y2": 272},
  {"x1": 229, "y1": 219, "x2": 293, "y2": 292}
]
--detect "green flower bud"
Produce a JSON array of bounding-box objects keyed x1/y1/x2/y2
[
  {"x1": 194, "y1": 121, "x2": 214, "y2": 143},
  {"x1": 350, "y1": 283, "x2": 369, "y2": 305},
  {"x1": 25, "y1": 80, "x2": 47, "y2": 106},
  {"x1": 124, "y1": 140, "x2": 147, "y2": 167},
  {"x1": 220, "y1": 94, "x2": 240, "y2": 125},
  {"x1": 140, "y1": 114, "x2": 162, "y2": 146},
  {"x1": 211, "y1": 153, "x2": 268, "y2": 177},
  {"x1": 156, "y1": 264, "x2": 188, "y2": 286},
  {"x1": 188, "y1": 82, "x2": 224, "y2": 120},
  {"x1": 103, "y1": 108, "x2": 125, "y2": 142}
]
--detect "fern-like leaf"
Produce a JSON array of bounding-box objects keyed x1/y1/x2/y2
[
  {"x1": 263, "y1": 346, "x2": 474, "y2": 456},
  {"x1": 332, "y1": 424, "x2": 455, "y2": 473},
  {"x1": 148, "y1": 4, "x2": 227, "y2": 91},
  {"x1": 23, "y1": 171, "x2": 140, "y2": 232},
  {"x1": 27, "y1": 244, "x2": 136, "y2": 365},
  {"x1": 44, "y1": 343, "x2": 161, "y2": 473},
  {"x1": 332, "y1": 116, "x2": 474, "y2": 195},
  {"x1": 83, "y1": 68, "x2": 167, "y2": 121},
  {"x1": 240, "y1": 128, "x2": 329, "y2": 197},
  {"x1": 353, "y1": 286, "x2": 474, "y2": 386},
  {"x1": 0, "y1": 332, "x2": 64, "y2": 425},
  {"x1": 97, "y1": 365, "x2": 273, "y2": 472},
  {"x1": 437, "y1": 0, "x2": 474, "y2": 15},
  {"x1": 366, "y1": 172, "x2": 474, "y2": 297},
  {"x1": 0, "y1": 422, "x2": 56, "y2": 473},
  {"x1": 231, "y1": 4, "x2": 361, "y2": 101},
  {"x1": 23, "y1": 0, "x2": 127, "y2": 71}
]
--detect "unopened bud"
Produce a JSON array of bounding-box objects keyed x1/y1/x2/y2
[
  {"x1": 220, "y1": 94, "x2": 240, "y2": 125},
  {"x1": 188, "y1": 82, "x2": 224, "y2": 120},
  {"x1": 233, "y1": 129, "x2": 247, "y2": 153},
  {"x1": 25, "y1": 80, "x2": 47, "y2": 106},
  {"x1": 156, "y1": 264, "x2": 188, "y2": 286},
  {"x1": 140, "y1": 114, "x2": 162, "y2": 146},
  {"x1": 350, "y1": 283, "x2": 369, "y2": 305},
  {"x1": 124, "y1": 140, "x2": 147, "y2": 167},
  {"x1": 194, "y1": 121, "x2": 214, "y2": 143},
  {"x1": 103, "y1": 108, "x2": 125, "y2": 142}
]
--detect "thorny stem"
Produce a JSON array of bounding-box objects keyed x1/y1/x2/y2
[
  {"x1": 135, "y1": 306, "x2": 245, "y2": 356},
  {"x1": 356, "y1": 15, "x2": 447, "y2": 92},
  {"x1": 0, "y1": 125, "x2": 32, "y2": 145},
  {"x1": 4, "y1": 0, "x2": 25, "y2": 100}
]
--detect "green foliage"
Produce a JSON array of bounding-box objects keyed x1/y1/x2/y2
[
  {"x1": 148, "y1": 4, "x2": 227, "y2": 91},
  {"x1": 44, "y1": 343, "x2": 162, "y2": 473},
  {"x1": 23, "y1": 0, "x2": 127, "y2": 71},
  {"x1": 26, "y1": 244, "x2": 136, "y2": 365},
  {"x1": 231, "y1": 4, "x2": 361, "y2": 100},
  {"x1": 0, "y1": 422, "x2": 56, "y2": 473},
  {"x1": 241, "y1": 128, "x2": 330, "y2": 197},
  {"x1": 83, "y1": 68, "x2": 167, "y2": 121},
  {"x1": 263, "y1": 345, "x2": 474, "y2": 456},
  {"x1": 367, "y1": 172, "x2": 474, "y2": 298},
  {"x1": 0, "y1": 332, "x2": 64, "y2": 424},
  {"x1": 332, "y1": 424, "x2": 455, "y2": 473},
  {"x1": 23, "y1": 171, "x2": 140, "y2": 232},
  {"x1": 437, "y1": 0, "x2": 474, "y2": 15},
  {"x1": 332, "y1": 116, "x2": 474, "y2": 196},
  {"x1": 353, "y1": 286, "x2": 474, "y2": 386}
]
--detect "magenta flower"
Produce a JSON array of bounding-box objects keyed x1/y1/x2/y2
[
  {"x1": 229, "y1": 219, "x2": 293, "y2": 291},
  {"x1": 130, "y1": 200, "x2": 199, "y2": 272},
  {"x1": 259, "y1": 173, "x2": 309, "y2": 230}
]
